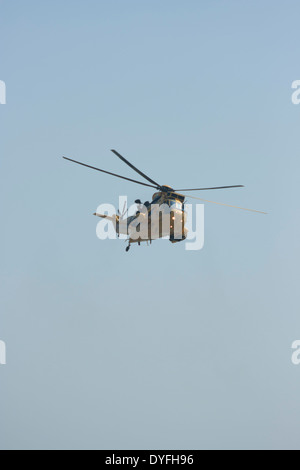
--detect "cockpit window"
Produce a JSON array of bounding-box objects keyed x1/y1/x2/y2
[{"x1": 169, "y1": 200, "x2": 183, "y2": 210}]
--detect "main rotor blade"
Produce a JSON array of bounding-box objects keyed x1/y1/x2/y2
[
  {"x1": 175, "y1": 185, "x2": 244, "y2": 191},
  {"x1": 185, "y1": 194, "x2": 268, "y2": 214},
  {"x1": 63, "y1": 157, "x2": 158, "y2": 189},
  {"x1": 111, "y1": 149, "x2": 161, "y2": 189}
]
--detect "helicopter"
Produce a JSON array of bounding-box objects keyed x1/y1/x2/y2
[{"x1": 63, "y1": 150, "x2": 267, "y2": 252}]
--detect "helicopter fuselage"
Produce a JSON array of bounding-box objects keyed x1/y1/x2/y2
[{"x1": 101, "y1": 190, "x2": 188, "y2": 245}]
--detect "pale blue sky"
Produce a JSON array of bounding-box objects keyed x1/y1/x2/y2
[{"x1": 1, "y1": 0, "x2": 300, "y2": 450}]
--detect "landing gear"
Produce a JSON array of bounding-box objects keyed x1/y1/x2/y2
[{"x1": 126, "y1": 244, "x2": 131, "y2": 252}]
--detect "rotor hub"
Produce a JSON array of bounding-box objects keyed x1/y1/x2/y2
[{"x1": 161, "y1": 185, "x2": 174, "y2": 192}]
